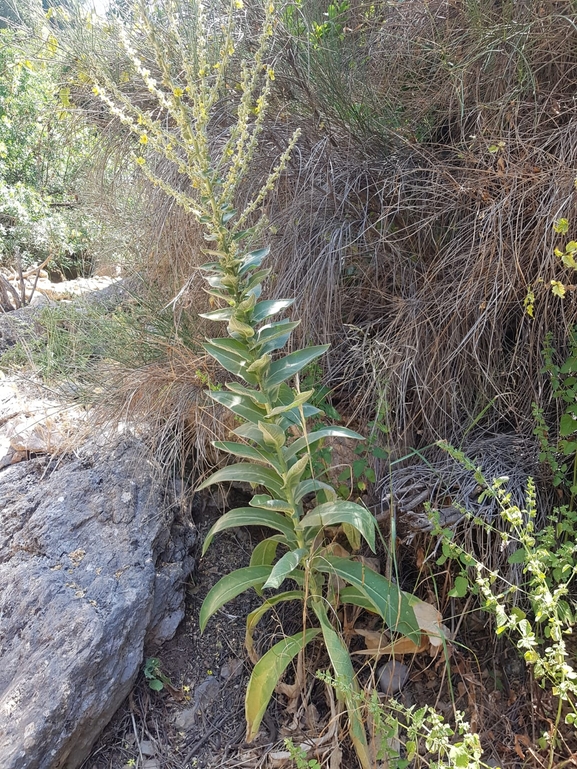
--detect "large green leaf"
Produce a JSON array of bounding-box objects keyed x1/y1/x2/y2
[
  {"x1": 232, "y1": 423, "x2": 266, "y2": 446},
  {"x1": 245, "y1": 590, "x2": 304, "y2": 661},
  {"x1": 203, "y1": 341, "x2": 257, "y2": 384},
  {"x1": 205, "y1": 337, "x2": 250, "y2": 356},
  {"x1": 268, "y1": 390, "x2": 315, "y2": 417},
  {"x1": 196, "y1": 463, "x2": 285, "y2": 497},
  {"x1": 243, "y1": 269, "x2": 271, "y2": 294},
  {"x1": 252, "y1": 319, "x2": 301, "y2": 355},
  {"x1": 252, "y1": 299, "x2": 294, "y2": 322},
  {"x1": 262, "y1": 548, "x2": 307, "y2": 590},
  {"x1": 250, "y1": 535, "x2": 285, "y2": 568},
  {"x1": 314, "y1": 556, "x2": 420, "y2": 642},
  {"x1": 286, "y1": 427, "x2": 365, "y2": 459},
  {"x1": 266, "y1": 345, "x2": 330, "y2": 387},
  {"x1": 299, "y1": 501, "x2": 376, "y2": 553},
  {"x1": 339, "y1": 586, "x2": 378, "y2": 613},
  {"x1": 294, "y1": 479, "x2": 337, "y2": 504},
  {"x1": 212, "y1": 440, "x2": 282, "y2": 473},
  {"x1": 249, "y1": 494, "x2": 296, "y2": 514},
  {"x1": 202, "y1": 508, "x2": 296, "y2": 555},
  {"x1": 200, "y1": 566, "x2": 272, "y2": 632},
  {"x1": 245, "y1": 629, "x2": 320, "y2": 741},
  {"x1": 208, "y1": 391, "x2": 267, "y2": 424},
  {"x1": 240, "y1": 245, "x2": 270, "y2": 275},
  {"x1": 312, "y1": 603, "x2": 371, "y2": 769},
  {"x1": 226, "y1": 382, "x2": 268, "y2": 405}
]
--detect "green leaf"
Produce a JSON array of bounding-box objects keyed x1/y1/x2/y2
[
  {"x1": 208, "y1": 390, "x2": 267, "y2": 423},
  {"x1": 282, "y1": 455, "x2": 310, "y2": 495},
  {"x1": 148, "y1": 679, "x2": 164, "y2": 691},
  {"x1": 229, "y1": 316, "x2": 255, "y2": 339},
  {"x1": 339, "y1": 586, "x2": 378, "y2": 612},
  {"x1": 286, "y1": 427, "x2": 364, "y2": 459},
  {"x1": 240, "y1": 245, "x2": 270, "y2": 275},
  {"x1": 266, "y1": 345, "x2": 330, "y2": 387},
  {"x1": 243, "y1": 269, "x2": 271, "y2": 294},
  {"x1": 560, "y1": 356, "x2": 577, "y2": 374},
  {"x1": 448, "y1": 575, "x2": 468, "y2": 598},
  {"x1": 232, "y1": 423, "x2": 266, "y2": 445},
  {"x1": 200, "y1": 566, "x2": 273, "y2": 632},
  {"x1": 252, "y1": 299, "x2": 294, "y2": 322},
  {"x1": 196, "y1": 463, "x2": 284, "y2": 497},
  {"x1": 249, "y1": 495, "x2": 296, "y2": 514},
  {"x1": 226, "y1": 382, "x2": 268, "y2": 405},
  {"x1": 268, "y1": 389, "x2": 316, "y2": 417},
  {"x1": 246, "y1": 590, "x2": 304, "y2": 660},
  {"x1": 203, "y1": 341, "x2": 257, "y2": 384},
  {"x1": 250, "y1": 536, "x2": 284, "y2": 568},
  {"x1": 205, "y1": 336, "x2": 251, "y2": 357},
  {"x1": 212, "y1": 440, "x2": 282, "y2": 472},
  {"x1": 314, "y1": 556, "x2": 420, "y2": 642},
  {"x1": 258, "y1": 421, "x2": 286, "y2": 449},
  {"x1": 202, "y1": 508, "x2": 296, "y2": 555},
  {"x1": 198, "y1": 307, "x2": 233, "y2": 321},
  {"x1": 262, "y1": 548, "x2": 307, "y2": 589},
  {"x1": 245, "y1": 629, "x2": 320, "y2": 741},
  {"x1": 312, "y1": 604, "x2": 371, "y2": 769},
  {"x1": 253, "y1": 319, "x2": 300, "y2": 346},
  {"x1": 294, "y1": 478, "x2": 338, "y2": 503},
  {"x1": 560, "y1": 413, "x2": 577, "y2": 437},
  {"x1": 507, "y1": 548, "x2": 527, "y2": 564},
  {"x1": 299, "y1": 501, "x2": 376, "y2": 552}
]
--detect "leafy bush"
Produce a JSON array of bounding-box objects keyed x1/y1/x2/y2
[{"x1": 0, "y1": 26, "x2": 97, "y2": 274}]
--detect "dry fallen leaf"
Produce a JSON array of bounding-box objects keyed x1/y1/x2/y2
[
  {"x1": 354, "y1": 628, "x2": 428, "y2": 657},
  {"x1": 409, "y1": 597, "x2": 450, "y2": 647}
]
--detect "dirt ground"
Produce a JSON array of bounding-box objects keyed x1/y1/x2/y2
[{"x1": 78, "y1": 485, "x2": 570, "y2": 769}]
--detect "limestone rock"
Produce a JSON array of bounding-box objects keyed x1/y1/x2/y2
[{"x1": 0, "y1": 437, "x2": 196, "y2": 769}]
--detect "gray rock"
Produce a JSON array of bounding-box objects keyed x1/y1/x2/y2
[
  {"x1": 377, "y1": 661, "x2": 409, "y2": 694},
  {"x1": 0, "y1": 437, "x2": 196, "y2": 769}
]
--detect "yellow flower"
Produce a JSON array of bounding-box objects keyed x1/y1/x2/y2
[
  {"x1": 139, "y1": 133, "x2": 148, "y2": 145},
  {"x1": 173, "y1": 87, "x2": 184, "y2": 98},
  {"x1": 92, "y1": 85, "x2": 100, "y2": 95},
  {"x1": 234, "y1": 0, "x2": 243, "y2": 7},
  {"x1": 136, "y1": 156, "x2": 146, "y2": 166},
  {"x1": 268, "y1": 67, "x2": 275, "y2": 81}
]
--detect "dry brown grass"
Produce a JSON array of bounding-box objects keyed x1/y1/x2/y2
[{"x1": 61, "y1": 0, "x2": 577, "y2": 486}]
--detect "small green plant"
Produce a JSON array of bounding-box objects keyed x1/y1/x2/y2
[
  {"x1": 83, "y1": 2, "x2": 422, "y2": 766},
  {"x1": 319, "y1": 672, "x2": 483, "y2": 769},
  {"x1": 534, "y1": 330, "x2": 577, "y2": 501},
  {"x1": 284, "y1": 738, "x2": 321, "y2": 769},
  {"x1": 143, "y1": 657, "x2": 173, "y2": 692},
  {"x1": 429, "y1": 442, "x2": 577, "y2": 769}
]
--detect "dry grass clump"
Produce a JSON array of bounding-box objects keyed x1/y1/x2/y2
[
  {"x1": 258, "y1": 0, "x2": 577, "y2": 451},
  {"x1": 59, "y1": 0, "x2": 577, "y2": 488}
]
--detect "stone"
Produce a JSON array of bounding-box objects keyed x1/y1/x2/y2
[
  {"x1": 0, "y1": 436, "x2": 196, "y2": 769},
  {"x1": 377, "y1": 661, "x2": 410, "y2": 694}
]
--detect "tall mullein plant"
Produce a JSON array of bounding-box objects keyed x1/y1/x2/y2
[{"x1": 78, "y1": 1, "x2": 420, "y2": 764}]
